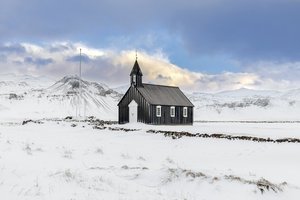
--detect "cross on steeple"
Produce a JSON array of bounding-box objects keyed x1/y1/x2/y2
[{"x1": 135, "y1": 50, "x2": 138, "y2": 60}]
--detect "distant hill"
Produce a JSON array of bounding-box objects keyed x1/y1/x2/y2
[
  {"x1": 1, "y1": 74, "x2": 300, "y2": 121},
  {"x1": 189, "y1": 88, "x2": 300, "y2": 121},
  {"x1": 0, "y1": 75, "x2": 121, "y2": 120}
]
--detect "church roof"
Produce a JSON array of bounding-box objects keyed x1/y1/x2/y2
[
  {"x1": 130, "y1": 60, "x2": 143, "y2": 76},
  {"x1": 136, "y1": 84, "x2": 194, "y2": 107}
]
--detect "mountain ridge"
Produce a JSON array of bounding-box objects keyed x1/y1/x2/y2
[{"x1": 1, "y1": 74, "x2": 300, "y2": 121}]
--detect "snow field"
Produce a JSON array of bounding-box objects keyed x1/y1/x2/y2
[{"x1": 0, "y1": 120, "x2": 299, "y2": 200}]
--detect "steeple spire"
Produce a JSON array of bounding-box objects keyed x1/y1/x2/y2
[
  {"x1": 130, "y1": 57, "x2": 143, "y2": 87},
  {"x1": 130, "y1": 60, "x2": 143, "y2": 76},
  {"x1": 135, "y1": 49, "x2": 138, "y2": 61}
]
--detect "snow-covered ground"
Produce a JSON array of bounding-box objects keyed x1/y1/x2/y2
[
  {"x1": 1, "y1": 74, "x2": 300, "y2": 199},
  {"x1": 0, "y1": 119, "x2": 300, "y2": 200}
]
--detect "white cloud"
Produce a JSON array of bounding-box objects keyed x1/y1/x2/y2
[{"x1": 0, "y1": 41, "x2": 299, "y2": 92}]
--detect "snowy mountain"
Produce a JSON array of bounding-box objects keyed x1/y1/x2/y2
[
  {"x1": 43, "y1": 76, "x2": 122, "y2": 119},
  {"x1": 189, "y1": 88, "x2": 300, "y2": 121},
  {"x1": 0, "y1": 75, "x2": 121, "y2": 120},
  {"x1": 0, "y1": 80, "x2": 29, "y2": 93},
  {"x1": 282, "y1": 88, "x2": 300, "y2": 100},
  {"x1": 0, "y1": 73, "x2": 54, "y2": 92},
  {"x1": 215, "y1": 87, "x2": 282, "y2": 98},
  {"x1": 112, "y1": 84, "x2": 130, "y2": 94},
  {"x1": 1, "y1": 73, "x2": 300, "y2": 121},
  {"x1": 47, "y1": 76, "x2": 121, "y2": 98}
]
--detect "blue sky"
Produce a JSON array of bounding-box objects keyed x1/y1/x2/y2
[{"x1": 1, "y1": 0, "x2": 300, "y2": 91}]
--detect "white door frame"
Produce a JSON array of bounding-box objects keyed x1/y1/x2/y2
[{"x1": 128, "y1": 100, "x2": 138, "y2": 123}]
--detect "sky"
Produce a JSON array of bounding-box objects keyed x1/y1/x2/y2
[{"x1": 1, "y1": 0, "x2": 300, "y2": 92}]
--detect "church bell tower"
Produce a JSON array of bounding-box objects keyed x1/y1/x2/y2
[{"x1": 130, "y1": 59, "x2": 143, "y2": 87}]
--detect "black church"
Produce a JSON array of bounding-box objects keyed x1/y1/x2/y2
[{"x1": 118, "y1": 60, "x2": 194, "y2": 125}]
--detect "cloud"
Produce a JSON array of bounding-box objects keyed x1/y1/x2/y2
[
  {"x1": 240, "y1": 61, "x2": 300, "y2": 90},
  {"x1": 24, "y1": 57, "x2": 54, "y2": 66},
  {"x1": 0, "y1": 43, "x2": 26, "y2": 54},
  {"x1": 0, "y1": 54, "x2": 6, "y2": 62},
  {"x1": 48, "y1": 44, "x2": 72, "y2": 53},
  {"x1": 1, "y1": 0, "x2": 299, "y2": 65},
  {"x1": 174, "y1": 0, "x2": 300, "y2": 62},
  {"x1": 195, "y1": 72, "x2": 260, "y2": 91},
  {"x1": 1, "y1": 41, "x2": 300, "y2": 92},
  {"x1": 156, "y1": 74, "x2": 172, "y2": 81},
  {"x1": 66, "y1": 54, "x2": 92, "y2": 63}
]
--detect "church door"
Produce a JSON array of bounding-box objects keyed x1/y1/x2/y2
[{"x1": 128, "y1": 100, "x2": 138, "y2": 123}]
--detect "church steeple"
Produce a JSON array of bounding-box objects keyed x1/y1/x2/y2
[{"x1": 130, "y1": 59, "x2": 143, "y2": 87}]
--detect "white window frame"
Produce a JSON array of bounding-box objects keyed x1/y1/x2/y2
[
  {"x1": 156, "y1": 105, "x2": 161, "y2": 117},
  {"x1": 170, "y1": 106, "x2": 175, "y2": 117},
  {"x1": 183, "y1": 107, "x2": 188, "y2": 118}
]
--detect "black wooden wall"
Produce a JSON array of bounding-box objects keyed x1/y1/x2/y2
[
  {"x1": 118, "y1": 86, "x2": 193, "y2": 125},
  {"x1": 149, "y1": 105, "x2": 193, "y2": 125},
  {"x1": 118, "y1": 86, "x2": 150, "y2": 124}
]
